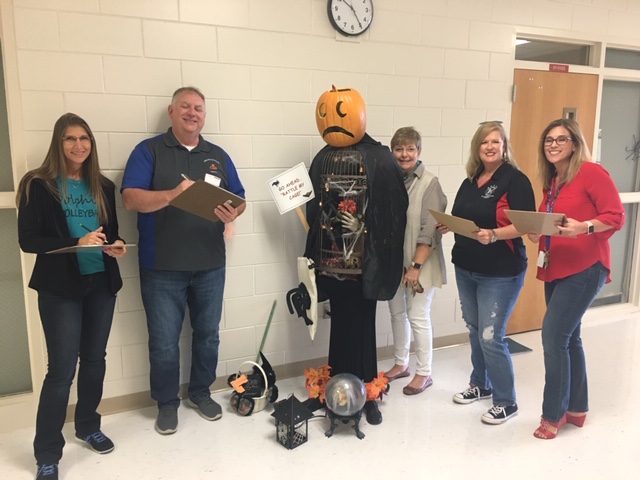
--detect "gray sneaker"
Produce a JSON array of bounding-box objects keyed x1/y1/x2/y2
[
  {"x1": 155, "y1": 407, "x2": 178, "y2": 435},
  {"x1": 187, "y1": 395, "x2": 222, "y2": 421}
]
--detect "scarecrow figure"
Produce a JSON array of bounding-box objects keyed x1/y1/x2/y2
[{"x1": 303, "y1": 86, "x2": 408, "y2": 425}]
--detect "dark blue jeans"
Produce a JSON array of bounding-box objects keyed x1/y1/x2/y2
[
  {"x1": 34, "y1": 272, "x2": 116, "y2": 465},
  {"x1": 541, "y1": 262, "x2": 608, "y2": 422},
  {"x1": 140, "y1": 267, "x2": 225, "y2": 409}
]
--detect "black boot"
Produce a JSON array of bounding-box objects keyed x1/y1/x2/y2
[{"x1": 364, "y1": 400, "x2": 382, "y2": 425}]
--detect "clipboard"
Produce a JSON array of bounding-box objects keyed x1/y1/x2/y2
[
  {"x1": 47, "y1": 244, "x2": 136, "y2": 254},
  {"x1": 169, "y1": 180, "x2": 246, "y2": 222},
  {"x1": 505, "y1": 210, "x2": 566, "y2": 236},
  {"x1": 428, "y1": 209, "x2": 480, "y2": 239}
]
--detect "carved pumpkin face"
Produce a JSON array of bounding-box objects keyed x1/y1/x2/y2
[{"x1": 316, "y1": 86, "x2": 366, "y2": 147}]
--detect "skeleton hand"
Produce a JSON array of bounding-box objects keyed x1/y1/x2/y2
[{"x1": 340, "y1": 212, "x2": 361, "y2": 233}]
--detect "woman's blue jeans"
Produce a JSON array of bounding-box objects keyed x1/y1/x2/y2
[
  {"x1": 455, "y1": 266, "x2": 525, "y2": 406},
  {"x1": 140, "y1": 267, "x2": 225, "y2": 409},
  {"x1": 541, "y1": 262, "x2": 608, "y2": 422},
  {"x1": 34, "y1": 272, "x2": 116, "y2": 465}
]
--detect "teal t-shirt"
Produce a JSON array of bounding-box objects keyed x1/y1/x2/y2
[{"x1": 57, "y1": 177, "x2": 105, "y2": 275}]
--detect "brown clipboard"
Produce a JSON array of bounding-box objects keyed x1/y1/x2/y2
[
  {"x1": 169, "y1": 180, "x2": 246, "y2": 222},
  {"x1": 505, "y1": 210, "x2": 566, "y2": 236},
  {"x1": 428, "y1": 209, "x2": 480, "y2": 239},
  {"x1": 47, "y1": 244, "x2": 136, "y2": 254}
]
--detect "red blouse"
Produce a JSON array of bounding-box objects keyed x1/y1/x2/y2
[{"x1": 536, "y1": 161, "x2": 625, "y2": 283}]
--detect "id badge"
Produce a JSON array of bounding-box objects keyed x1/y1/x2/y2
[
  {"x1": 537, "y1": 250, "x2": 549, "y2": 269},
  {"x1": 205, "y1": 173, "x2": 221, "y2": 186}
]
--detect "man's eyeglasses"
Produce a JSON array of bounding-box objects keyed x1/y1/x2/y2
[
  {"x1": 544, "y1": 136, "x2": 572, "y2": 146},
  {"x1": 62, "y1": 135, "x2": 92, "y2": 145}
]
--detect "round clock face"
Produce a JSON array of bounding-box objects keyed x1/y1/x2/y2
[{"x1": 328, "y1": 0, "x2": 374, "y2": 37}]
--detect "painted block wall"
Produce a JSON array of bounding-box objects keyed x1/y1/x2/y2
[{"x1": 7, "y1": 0, "x2": 640, "y2": 406}]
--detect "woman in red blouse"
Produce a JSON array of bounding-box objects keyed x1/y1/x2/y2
[{"x1": 528, "y1": 118, "x2": 625, "y2": 439}]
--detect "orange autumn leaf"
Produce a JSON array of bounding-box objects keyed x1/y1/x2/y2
[
  {"x1": 304, "y1": 364, "x2": 332, "y2": 403},
  {"x1": 365, "y1": 372, "x2": 389, "y2": 401}
]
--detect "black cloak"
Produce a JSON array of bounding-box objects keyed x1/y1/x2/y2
[{"x1": 304, "y1": 134, "x2": 408, "y2": 301}]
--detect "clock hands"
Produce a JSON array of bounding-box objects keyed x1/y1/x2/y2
[{"x1": 342, "y1": 0, "x2": 363, "y2": 29}]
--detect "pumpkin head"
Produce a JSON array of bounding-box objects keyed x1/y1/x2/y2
[{"x1": 315, "y1": 86, "x2": 366, "y2": 147}]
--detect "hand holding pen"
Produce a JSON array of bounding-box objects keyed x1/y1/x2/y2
[
  {"x1": 78, "y1": 223, "x2": 108, "y2": 246},
  {"x1": 79, "y1": 223, "x2": 127, "y2": 257},
  {"x1": 173, "y1": 173, "x2": 194, "y2": 198}
]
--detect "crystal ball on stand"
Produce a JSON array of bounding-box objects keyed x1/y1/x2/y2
[{"x1": 324, "y1": 373, "x2": 366, "y2": 417}]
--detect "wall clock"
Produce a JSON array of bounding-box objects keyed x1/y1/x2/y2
[{"x1": 327, "y1": 0, "x2": 374, "y2": 37}]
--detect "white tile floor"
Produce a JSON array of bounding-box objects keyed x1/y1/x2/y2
[{"x1": 2, "y1": 315, "x2": 639, "y2": 480}]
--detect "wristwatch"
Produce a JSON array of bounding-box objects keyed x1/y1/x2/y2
[
  {"x1": 411, "y1": 261, "x2": 422, "y2": 270},
  {"x1": 490, "y1": 229, "x2": 498, "y2": 243},
  {"x1": 585, "y1": 221, "x2": 595, "y2": 235}
]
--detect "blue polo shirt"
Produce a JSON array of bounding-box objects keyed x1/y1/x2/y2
[{"x1": 121, "y1": 128, "x2": 245, "y2": 271}]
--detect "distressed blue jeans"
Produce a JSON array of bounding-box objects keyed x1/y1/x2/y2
[
  {"x1": 140, "y1": 267, "x2": 225, "y2": 408},
  {"x1": 541, "y1": 261, "x2": 608, "y2": 422},
  {"x1": 455, "y1": 266, "x2": 525, "y2": 406}
]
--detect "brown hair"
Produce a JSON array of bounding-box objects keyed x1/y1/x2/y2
[
  {"x1": 391, "y1": 126, "x2": 422, "y2": 151},
  {"x1": 16, "y1": 113, "x2": 110, "y2": 223},
  {"x1": 537, "y1": 118, "x2": 590, "y2": 189}
]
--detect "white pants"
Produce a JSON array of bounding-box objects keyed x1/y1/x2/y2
[{"x1": 388, "y1": 285, "x2": 435, "y2": 376}]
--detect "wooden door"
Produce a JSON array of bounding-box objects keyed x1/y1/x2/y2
[{"x1": 507, "y1": 69, "x2": 598, "y2": 334}]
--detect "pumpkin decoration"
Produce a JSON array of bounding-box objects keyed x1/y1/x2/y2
[{"x1": 315, "y1": 86, "x2": 366, "y2": 148}]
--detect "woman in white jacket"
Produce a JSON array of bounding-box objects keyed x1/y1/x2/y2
[{"x1": 384, "y1": 127, "x2": 447, "y2": 395}]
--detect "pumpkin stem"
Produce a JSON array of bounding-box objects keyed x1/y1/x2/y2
[{"x1": 331, "y1": 84, "x2": 337, "y2": 91}]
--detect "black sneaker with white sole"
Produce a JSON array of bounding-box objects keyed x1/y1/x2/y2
[
  {"x1": 481, "y1": 404, "x2": 519, "y2": 424},
  {"x1": 452, "y1": 386, "x2": 493, "y2": 404}
]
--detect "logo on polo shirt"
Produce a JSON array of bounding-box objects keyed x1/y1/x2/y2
[
  {"x1": 481, "y1": 184, "x2": 497, "y2": 199},
  {"x1": 203, "y1": 158, "x2": 220, "y2": 171}
]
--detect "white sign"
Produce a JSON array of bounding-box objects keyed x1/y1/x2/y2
[{"x1": 267, "y1": 163, "x2": 315, "y2": 214}]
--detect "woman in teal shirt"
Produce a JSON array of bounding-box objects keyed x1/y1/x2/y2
[{"x1": 17, "y1": 113, "x2": 126, "y2": 480}]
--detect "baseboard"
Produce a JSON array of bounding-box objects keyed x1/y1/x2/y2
[{"x1": 67, "y1": 332, "x2": 470, "y2": 420}]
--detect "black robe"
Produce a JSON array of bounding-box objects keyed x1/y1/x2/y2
[{"x1": 304, "y1": 134, "x2": 408, "y2": 382}]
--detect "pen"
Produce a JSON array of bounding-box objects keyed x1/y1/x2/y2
[
  {"x1": 181, "y1": 174, "x2": 191, "y2": 181},
  {"x1": 79, "y1": 223, "x2": 107, "y2": 244}
]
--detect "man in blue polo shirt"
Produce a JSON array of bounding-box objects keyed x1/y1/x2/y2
[{"x1": 122, "y1": 86, "x2": 246, "y2": 435}]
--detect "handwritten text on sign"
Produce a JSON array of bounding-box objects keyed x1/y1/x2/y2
[{"x1": 267, "y1": 162, "x2": 315, "y2": 214}]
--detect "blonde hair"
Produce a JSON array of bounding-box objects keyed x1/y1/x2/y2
[
  {"x1": 466, "y1": 122, "x2": 518, "y2": 180},
  {"x1": 537, "y1": 118, "x2": 590, "y2": 189},
  {"x1": 16, "y1": 113, "x2": 111, "y2": 224}
]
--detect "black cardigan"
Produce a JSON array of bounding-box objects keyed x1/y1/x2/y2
[{"x1": 18, "y1": 177, "x2": 123, "y2": 298}]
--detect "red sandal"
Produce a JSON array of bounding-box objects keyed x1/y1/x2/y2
[
  {"x1": 533, "y1": 415, "x2": 567, "y2": 439},
  {"x1": 566, "y1": 412, "x2": 587, "y2": 427}
]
